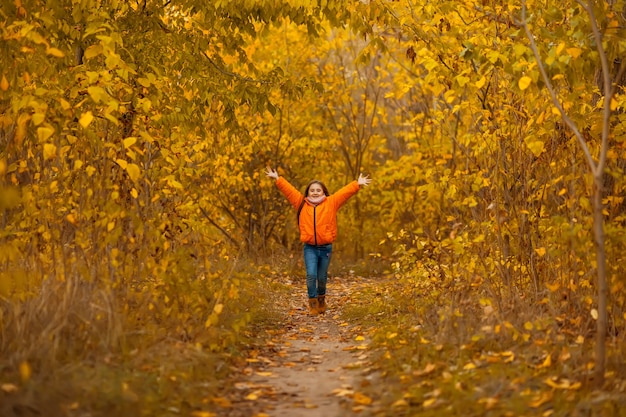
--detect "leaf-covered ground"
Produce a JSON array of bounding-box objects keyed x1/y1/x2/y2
[
  {"x1": 221, "y1": 273, "x2": 626, "y2": 417},
  {"x1": 3, "y1": 271, "x2": 626, "y2": 417},
  {"x1": 223, "y1": 275, "x2": 380, "y2": 417}
]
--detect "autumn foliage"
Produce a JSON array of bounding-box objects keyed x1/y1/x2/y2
[{"x1": 2, "y1": 0, "x2": 626, "y2": 415}]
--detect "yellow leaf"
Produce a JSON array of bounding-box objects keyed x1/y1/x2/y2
[
  {"x1": 590, "y1": 309, "x2": 598, "y2": 320},
  {"x1": 423, "y1": 398, "x2": 437, "y2": 408},
  {"x1": 125, "y1": 163, "x2": 140, "y2": 182},
  {"x1": 566, "y1": 47, "x2": 582, "y2": 59},
  {"x1": 355, "y1": 335, "x2": 365, "y2": 341},
  {"x1": 116, "y1": 159, "x2": 128, "y2": 169},
  {"x1": 353, "y1": 392, "x2": 373, "y2": 405},
  {"x1": 546, "y1": 281, "x2": 560, "y2": 292},
  {"x1": 79, "y1": 111, "x2": 94, "y2": 128},
  {"x1": 123, "y1": 137, "x2": 137, "y2": 148},
  {"x1": 478, "y1": 397, "x2": 498, "y2": 409},
  {"x1": 1, "y1": 383, "x2": 19, "y2": 393},
  {"x1": 537, "y1": 354, "x2": 552, "y2": 368},
  {"x1": 534, "y1": 247, "x2": 546, "y2": 257},
  {"x1": 19, "y1": 361, "x2": 31, "y2": 382},
  {"x1": 391, "y1": 399, "x2": 409, "y2": 408},
  {"x1": 191, "y1": 412, "x2": 216, "y2": 417},
  {"x1": 610, "y1": 97, "x2": 618, "y2": 111},
  {"x1": 59, "y1": 98, "x2": 71, "y2": 110},
  {"x1": 544, "y1": 377, "x2": 581, "y2": 390},
  {"x1": 475, "y1": 76, "x2": 486, "y2": 88},
  {"x1": 213, "y1": 303, "x2": 224, "y2": 314},
  {"x1": 46, "y1": 47, "x2": 65, "y2": 58},
  {"x1": 528, "y1": 390, "x2": 553, "y2": 408},
  {"x1": 130, "y1": 188, "x2": 138, "y2": 198},
  {"x1": 502, "y1": 351, "x2": 515, "y2": 363},
  {"x1": 332, "y1": 388, "x2": 354, "y2": 397},
  {"x1": 524, "y1": 321, "x2": 534, "y2": 331},
  {"x1": 107, "y1": 221, "x2": 115, "y2": 232},
  {"x1": 414, "y1": 363, "x2": 436, "y2": 376},
  {"x1": 211, "y1": 396, "x2": 232, "y2": 407},
  {"x1": 525, "y1": 139, "x2": 545, "y2": 157},
  {"x1": 43, "y1": 143, "x2": 57, "y2": 160},
  {"x1": 463, "y1": 362, "x2": 476, "y2": 370},
  {"x1": 37, "y1": 126, "x2": 55, "y2": 143},
  {"x1": 518, "y1": 76, "x2": 532, "y2": 90},
  {"x1": 84, "y1": 44, "x2": 102, "y2": 59},
  {"x1": 0, "y1": 75, "x2": 8, "y2": 91},
  {"x1": 245, "y1": 392, "x2": 259, "y2": 401},
  {"x1": 455, "y1": 74, "x2": 470, "y2": 87}
]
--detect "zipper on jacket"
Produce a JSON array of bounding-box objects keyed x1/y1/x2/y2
[{"x1": 313, "y1": 206, "x2": 318, "y2": 246}]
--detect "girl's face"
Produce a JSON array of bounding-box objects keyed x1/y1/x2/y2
[{"x1": 308, "y1": 183, "x2": 324, "y2": 198}]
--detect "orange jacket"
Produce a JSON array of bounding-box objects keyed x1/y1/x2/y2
[{"x1": 276, "y1": 177, "x2": 360, "y2": 246}]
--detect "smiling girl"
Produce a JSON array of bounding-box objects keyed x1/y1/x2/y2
[{"x1": 265, "y1": 167, "x2": 371, "y2": 315}]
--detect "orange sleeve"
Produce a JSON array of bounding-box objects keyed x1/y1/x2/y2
[
  {"x1": 275, "y1": 177, "x2": 304, "y2": 210},
  {"x1": 328, "y1": 180, "x2": 360, "y2": 210}
]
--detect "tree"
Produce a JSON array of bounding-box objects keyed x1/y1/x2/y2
[{"x1": 521, "y1": 0, "x2": 626, "y2": 387}]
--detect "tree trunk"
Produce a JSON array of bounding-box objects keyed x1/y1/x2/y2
[{"x1": 592, "y1": 176, "x2": 608, "y2": 387}]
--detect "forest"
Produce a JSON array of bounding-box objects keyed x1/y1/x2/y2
[{"x1": 2, "y1": 0, "x2": 626, "y2": 416}]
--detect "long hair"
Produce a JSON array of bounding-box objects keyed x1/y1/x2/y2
[{"x1": 297, "y1": 180, "x2": 330, "y2": 224}]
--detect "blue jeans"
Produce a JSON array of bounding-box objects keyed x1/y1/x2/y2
[{"x1": 303, "y1": 243, "x2": 333, "y2": 299}]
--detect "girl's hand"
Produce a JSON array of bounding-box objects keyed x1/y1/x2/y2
[
  {"x1": 358, "y1": 173, "x2": 372, "y2": 187},
  {"x1": 265, "y1": 167, "x2": 279, "y2": 179}
]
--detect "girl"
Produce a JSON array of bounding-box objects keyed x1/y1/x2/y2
[{"x1": 265, "y1": 167, "x2": 372, "y2": 315}]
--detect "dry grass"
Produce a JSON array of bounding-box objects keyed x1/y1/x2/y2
[
  {"x1": 0, "y1": 251, "x2": 284, "y2": 417},
  {"x1": 342, "y1": 272, "x2": 626, "y2": 417}
]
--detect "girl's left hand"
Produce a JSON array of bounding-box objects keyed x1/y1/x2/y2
[
  {"x1": 265, "y1": 167, "x2": 279, "y2": 179},
  {"x1": 358, "y1": 173, "x2": 372, "y2": 187}
]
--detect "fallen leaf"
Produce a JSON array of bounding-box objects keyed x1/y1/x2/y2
[
  {"x1": 332, "y1": 388, "x2": 354, "y2": 397},
  {"x1": 211, "y1": 397, "x2": 232, "y2": 407},
  {"x1": 414, "y1": 363, "x2": 436, "y2": 376},
  {"x1": 478, "y1": 397, "x2": 498, "y2": 409},
  {"x1": 353, "y1": 391, "x2": 373, "y2": 405},
  {"x1": 1, "y1": 383, "x2": 19, "y2": 393},
  {"x1": 528, "y1": 390, "x2": 554, "y2": 408},
  {"x1": 423, "y1": 398, "x2": 437, "y2": 408},
  {"x1": 191, "y1": 412, "x2": 216, "y2": 417},
  {"x1": 544, "y1": 377, "x2": 581, "y2": 390},
  {"x1": 392, "y1": 399, "x2": 409, "y2": 408}
]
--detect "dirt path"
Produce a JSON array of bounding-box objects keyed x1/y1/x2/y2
[{"x1": 226, "y1": 276, "x2": 378, "y2": 417}]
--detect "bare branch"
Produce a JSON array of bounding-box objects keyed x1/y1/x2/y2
[
  {"x1": 520, "y1": 2, "x2": 596, "y2": 171},
  {"x1": 580, "y1": 0, "x2": 614, "y2": 177}
]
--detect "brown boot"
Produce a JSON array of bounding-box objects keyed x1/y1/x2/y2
[
  {"x1": 308, "y1": 297, "x2": 319, "y2": 315},
  {"x1": 317, "y1": 295, "x2": 326, "y2": 313}
]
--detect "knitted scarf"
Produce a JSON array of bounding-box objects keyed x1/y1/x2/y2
[{"x1": 306, "y1": 195, "x2": 327, "y2": 205}]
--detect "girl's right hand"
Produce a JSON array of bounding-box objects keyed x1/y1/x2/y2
[{"x1": 265, "y1": 167, "x2": 279, "y2": 179}]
